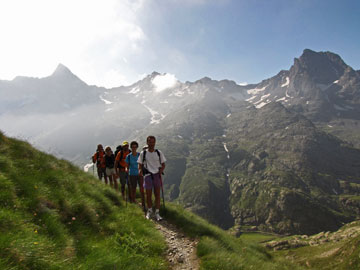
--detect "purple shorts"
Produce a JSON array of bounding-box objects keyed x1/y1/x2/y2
[{"x1": 144, "y1": 173, "x2": 162, "y2": 190}]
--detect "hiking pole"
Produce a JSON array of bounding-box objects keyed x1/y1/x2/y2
[
  {"x1": 127, "y1": 173, "x2": 132, "y2": 204},
  {"x1": 159, "y1": 173, "x2": 165, "y2": 211},
  {"x1": 125, "y1": 173, "x2": 128, "y2": 207}
]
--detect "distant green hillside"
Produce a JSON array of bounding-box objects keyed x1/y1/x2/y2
[
  {"x1": 0, "y1": 131, "x2": 167, "y2": 270},
  {"x1": 136, "y1": 98, "x2": 360, "y2": 235},
  {"x1": 263, "y1": 220, "x2": 360, "y2": 270}
]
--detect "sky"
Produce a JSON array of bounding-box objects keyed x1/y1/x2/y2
[{"x1": 0, "y1": 0, "x2": 359, "y2": 88}]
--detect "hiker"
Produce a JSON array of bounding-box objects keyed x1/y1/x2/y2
[
  {"x1": 92, "y1": 144, "x2": 108, "y2": 183},
  {"x1": 105, "y1": 146, "x2": 117, "y2": 190},
  {"x1": 125, "y1": 141, "x2": 145, "y2": 207},
  {"x1": 115, "y1": 141, "x2": 131, "y2": 198},
  {"x1": 138, "y1": 136, "x2": 166, "y2": 221}
]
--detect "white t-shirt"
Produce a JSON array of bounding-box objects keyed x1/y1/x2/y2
[{"x1": 138, "y1": 149, "x2": 166, "y2": 174}]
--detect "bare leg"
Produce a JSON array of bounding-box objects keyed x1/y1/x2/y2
[
  {"x1": 131, "y1": 183, "x2": 137, "y2": 203},
  {"x1": 97, "y1": 167, "x2": 102, "y2": 181},
  {"x1": 104, "y1": 173, "x2": 108, "y2": 185},
  {"x1": 154, "y1": 187, "x2": 161, "y2": 210},
  {"x1": 108, "y1": 175, "x2": 112, "y2": 186},
  {"x1": 139, "y1": 177, "x2": 145, "y2": 207},
  {"x1": 146, "y1": 189, "x2": 153, "y2": 209},
  {"x1": 113, "y1": 173, "x2": 118, "y2": 191}
]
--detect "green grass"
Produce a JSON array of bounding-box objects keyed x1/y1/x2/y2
[
  {"x1": 2, "y1": 131, "x2": 360, "y2": 270},
  {"x1": 271, "y1": 235, "x2": 360, "y2": 270},
  {"x1": 163, "y1": 203, "x2": 304, "y2": 270},
  {"x1": 0, "y1": 132, "x2": 167, "y2": 270},
  {"x1": 239, "y1": 232, "x2": 279, "y2": 244}
]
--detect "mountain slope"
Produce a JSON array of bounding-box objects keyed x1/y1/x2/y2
[
  {"x1": 1, "y1": 131, "x2": 314, "y2": 270},
  {"x1": 135, "y1": 96, "x2": 360, "y2": 234},
  {"x1": 1, "y1": 49, "x2": 360, "y2": 236},
  {"x1": 226, "y1": 102, "x2": 360, "y2": 234},
  {"x1": 242, "y1": 49, "x2": 360, "y2": 147},
  {"x1": 0, "y1": 131, "x2": 167, "y2": 270}
]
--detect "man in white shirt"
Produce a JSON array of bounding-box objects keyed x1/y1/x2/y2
[{"x1": 138, "y1": 135, "x2": 166, "y2": 220}]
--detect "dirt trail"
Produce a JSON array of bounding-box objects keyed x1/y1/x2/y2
[{"x1": 155, "y1": 220, "x2": 200, "y2": 270}]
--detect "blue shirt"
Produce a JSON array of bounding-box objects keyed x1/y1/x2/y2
[{"x1": 125, "y1": 153, "x2": 140, "y2": 176}]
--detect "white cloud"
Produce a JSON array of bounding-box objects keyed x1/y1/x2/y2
[
  {"x1": 168, "y1": 0, "x2": 229, "y2": 6},
  {"x1": 0, "y1": 0, "x2": 147, "y2": 87},
  {"x1": 152, "y1": 73, "x2": 178, "y2": 92}
]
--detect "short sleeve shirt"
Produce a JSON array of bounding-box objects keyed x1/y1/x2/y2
[
  {"x1": 125, "y1": 153, "x2": 140, "y2": 176},
  {"x1": 138, "y1": 149, "x2": 166, "y2": 174},
  {"x1": 115, "y1": 150, "x2": 130, "y2": 171}
]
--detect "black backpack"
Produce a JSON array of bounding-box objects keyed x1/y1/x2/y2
[{"x1": 114, "y1": 145, "x2": 123, "y2": 157}]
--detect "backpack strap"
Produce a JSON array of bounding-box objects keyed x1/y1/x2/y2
[
  {"x1": 155, "y1": 149, "x2": 161, "y2": 164},
  {"x1": 142, "y1": 150, "x2": 147, "y2": 165},
  {"x1": 143, "y1": 149, "x2": 162, "y2": 170}
]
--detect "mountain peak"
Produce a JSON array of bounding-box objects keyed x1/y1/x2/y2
[
  {"x1": 293, "y1": 49, "x2": 348, "y2": 84},
  {"x1": 50, "y1": 64, "x2": 85, "y2": 85},
  {"x1": 196, "y1": 76, "x2": 214, "y2": 84},
  {"x1": 52, "y1": 63, "x2": 74, "y2": 76},
  {"x1": 150, "y1": 71, "x2": 161, "y2": 77}
]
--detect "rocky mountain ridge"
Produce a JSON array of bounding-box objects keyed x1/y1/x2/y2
[{"x1": 1, "y1": 49, "x2": 360, "y2": 234}]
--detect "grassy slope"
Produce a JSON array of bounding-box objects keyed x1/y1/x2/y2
[
  {"x1": 267, "y1": 221, "x2": 360, "y2": 270},
  {"x1": 0, "y1": 131, "x2": 304, "y2": 270},
  {"x1": 0, "y1": 132, "x2": 167, "y2": 270},
  {"x1": 163, "y1": 204, "x2": 304, "y2": 270},
  {"x1": 4, "y1": 131, "x2": 357, "y2": 270}
]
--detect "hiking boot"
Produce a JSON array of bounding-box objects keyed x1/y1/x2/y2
[
  {"x1": 146, "y1": 208, "x2": 153, "y2": 219},
  {"x1": 155, "y1": 209, "x2": 163, "y2": 221}
]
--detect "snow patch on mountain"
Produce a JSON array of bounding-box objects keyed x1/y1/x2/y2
[
  {"x1": 174, "y1": 89, "x2": 185, "y2": 97},
  {"x1": 285, "y1": 89, "x2": 291, "y2": 98},
  {"x1": 281, "y1": 77, "x2": 290, "y2": 87},
  {"x1": 143, "y1": 104, "x2": 165, "y2": 124},
  {"x1": 99, "y1": 95, "x2": 113, "y2": 105},
  {"x1": 152, "y1": 73, "x2": 178, "y2": 92},
  {"x1": 223, "y1": 143, "x2": 230, "y2": 159},
  {"x1": 247, "y1": 85, "x2": 267, "y2": 95},
  {"x1": 254, "y1": 94, "x2": 271, "y2": 104},
  {"x1": 129, "y1": 86, "x2": 140, "y2": 94},
  {"x1": 246, "y1": 95, "x2": 257, "y2": 102},
  {"x1": 253, "y1": 93, "x2": 271, "y2": 108},
  {"x1": 256, "y1": 101, "x2": 271, "y2": 109}
]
